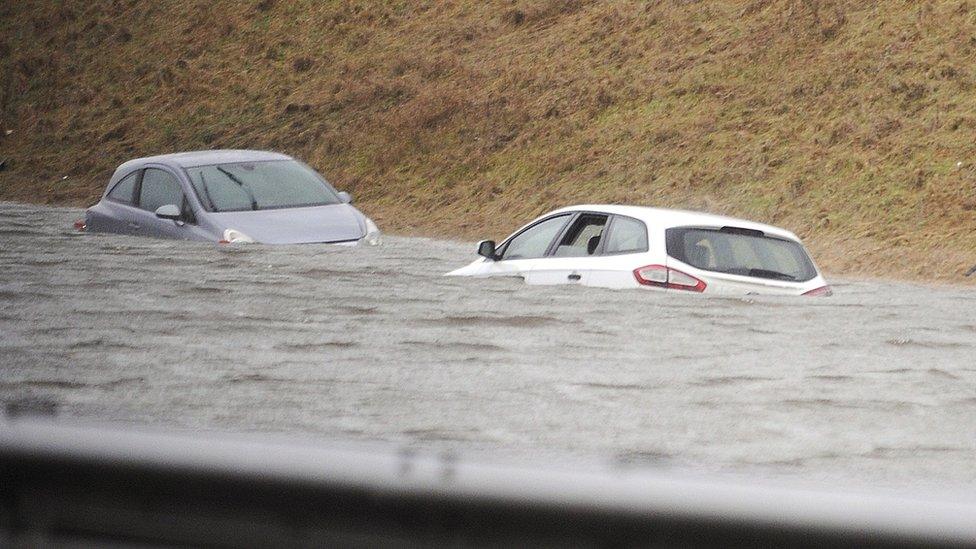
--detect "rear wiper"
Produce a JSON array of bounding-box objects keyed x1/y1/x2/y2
[
  {"x1": 746, "y1": 268, "x2": 796, "y2": 281},
  {"x1": 216, "y1": 166, "x2": 258, "y2": 211},
  {"x1": 719, "y1": 267, "x2": 797, "y2": 281}
]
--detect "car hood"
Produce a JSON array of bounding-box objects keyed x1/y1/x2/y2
[
  {"x1": 445, "y1": 258, "x2": 492, "y2": 276},
  {"x1": 211, "y1": 204, "x2": 365, "y2": 244}
]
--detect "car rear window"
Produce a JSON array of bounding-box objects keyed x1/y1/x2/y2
[{"x1": 666, "y1": 227, "x2": 818, "y2": 282}]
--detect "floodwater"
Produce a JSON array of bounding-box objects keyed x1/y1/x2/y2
[{"x1": 2, "y1": 202, "x2": 975, "y2": 491}]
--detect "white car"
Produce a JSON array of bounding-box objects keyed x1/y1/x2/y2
[{"x1": 446, "y1": 205, "x2": 831, "y2": 296}]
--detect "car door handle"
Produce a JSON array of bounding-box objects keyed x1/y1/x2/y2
[
  {"x1": 128, "y1": 222, "x2": 140, "y2": 229},
  {"x1": 568, "y1": 273, "x2": 581, "y2": 281}
]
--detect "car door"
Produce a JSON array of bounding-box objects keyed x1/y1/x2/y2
[
  {"x1": 583, "y1": 214, "x2": 651, "y2": 289},
  {"x1": 89, "y1": 169, "x2": 144, "y2": 235},
  {"x1": 523, "y1": 213, "x2": 610, "y2": 285},
  {"x1": 132, "y1": 167, "x2": 194, "y2": 240}
]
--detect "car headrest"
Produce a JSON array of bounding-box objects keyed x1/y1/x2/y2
[
  {"x1": 689, "y1": 243, "x2": 709, "y2": 267},
  {"x1": 587, "y1": 234, "x2": 601, "y2": 255}
]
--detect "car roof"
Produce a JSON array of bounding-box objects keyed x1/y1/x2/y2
[
  {"x1": 546, "y1": 204, "x2": 800, "y2": 240},
  {"x1": 116, "y1": 150, "x2": 293, "y2": 171}
]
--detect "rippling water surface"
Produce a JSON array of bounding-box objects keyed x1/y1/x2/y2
[{"x1": 2, "y1": 202, "x2": 975, "y2": 490}]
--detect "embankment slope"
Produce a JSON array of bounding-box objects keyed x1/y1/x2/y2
[{"x1": 2, "y1": 1, "x2": 975, "y2": 279}]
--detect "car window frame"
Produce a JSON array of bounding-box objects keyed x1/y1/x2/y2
[
  {"x1": 134, "y1": 164, "x2": 199, "y2": 225},
  {"x1": 548, "y1": 212, "x2": 611, "y2": 258},
  {"x1": 179, "y1": 193, "x2": 198, "y2": 225},
  {"x1": 105, "y1": 169, "x2": 143, "y2": 206},
  {"x1": 495, "y1": 213, "x2": 573, "y2": 261},
  {"x1": 600, "y1": 214, "x2": 649, "y2": 256},
  {"x1": 496, "y1": 211, "x2": 631, "y2": 261},
  {"x1": 137, "y1": 167, "x2": 185, "y2": 213}
]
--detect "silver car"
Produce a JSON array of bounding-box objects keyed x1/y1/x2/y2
[{"x1": 84, "y1": 150, "x2": 380, "y2": 245}]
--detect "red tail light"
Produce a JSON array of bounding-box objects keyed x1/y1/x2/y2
[
  {"x1": 73, "y1": 219, "x2": 86, "y2": 232},
  {"x1": 633, "y1": 264, "x2": 707, "y2": 292},
  {"x1": 802, "y1": 285, "x2": 833, "y2": 297}
]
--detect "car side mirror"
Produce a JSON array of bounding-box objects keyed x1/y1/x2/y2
[
  {"x1": 337, "y1": 191, "x2": 353, "y2": 204},
  {"x1": 155, "y1": 204, "x2": 182, "y2": 220},
  {"x1": 477, "y1": 240, "x2": 498, "y2": 260}
]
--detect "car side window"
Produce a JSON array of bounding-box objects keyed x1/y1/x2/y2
[
  {"x1": 552, "y1": 214, "x2": 608, "y2": 257},
  {"x1": 499, "y1": 215, "x2": 570, "y2": 260},
  {"x1": 604, "y1": 216, "x2": 648, "y2": 254},
  {"x1": 107, "y1": 171, "x2": 140, "y2": 204},
  {"x1": 139, "y1": 169, "x2": 184, "y2": 213}
]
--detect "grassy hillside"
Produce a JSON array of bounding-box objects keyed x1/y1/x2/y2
[{"x1": 2, "y1": 0, "x2": 975, "y2": 280}]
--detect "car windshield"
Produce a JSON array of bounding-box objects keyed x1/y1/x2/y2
[
  {"x1": 666, "y1": 227, "x2": 818, "y2": 282},
  {"x1": 186, "y1": 160, "x2": 341, "y2": 212}
]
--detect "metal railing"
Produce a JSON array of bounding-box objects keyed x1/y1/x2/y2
[{"x1": 2, "y1": 418, "x2": 975, "y2": 548}]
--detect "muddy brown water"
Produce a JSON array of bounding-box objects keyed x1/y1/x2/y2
[{"x1": 2, "y1": 202, "x2": 975, "y2": 491}]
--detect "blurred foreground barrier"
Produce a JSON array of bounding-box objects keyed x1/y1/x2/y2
[{"x1": 2, "y1": 419, "x2": 976, "y2": 548}]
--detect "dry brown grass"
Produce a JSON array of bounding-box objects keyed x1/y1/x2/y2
[{"x1": 2, "y1": 0, "x2": 975, "y2": 281}]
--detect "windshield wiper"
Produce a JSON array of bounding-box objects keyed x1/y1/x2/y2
[
  {"x1": 216, "y1": 166, "x2": 258, "y2": 211},
  {"x1": 198, "y1": 171, "x2": 218, "y2": 212}
]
